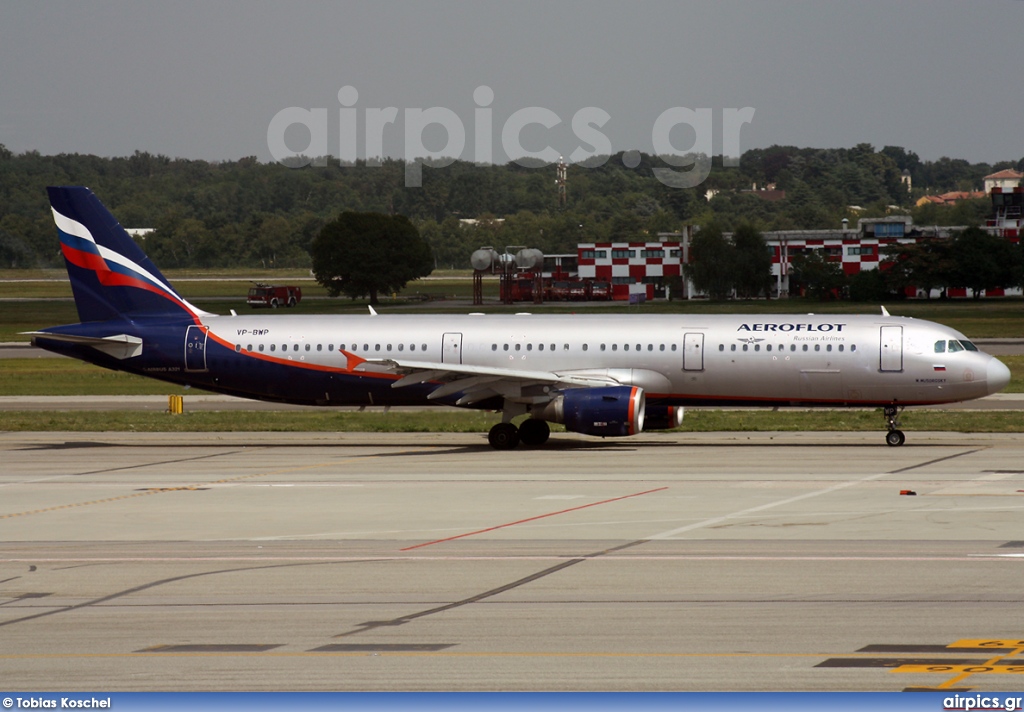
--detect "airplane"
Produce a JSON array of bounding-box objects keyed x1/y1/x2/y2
[{"x1": 27, "y1": 186, "x2": 1012, "y2": 449}]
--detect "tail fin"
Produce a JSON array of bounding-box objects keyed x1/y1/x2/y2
[{"x1": 47, "y1": 186, "x2": 210, "y2": 323}]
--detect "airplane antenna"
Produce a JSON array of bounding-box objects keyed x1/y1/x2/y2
[
  {"x1": 368, "y1": 305, "x2": 378, "y2": 316},
  {"x1": 880, "y1": 306, "x2": 890, "y2": 317}
]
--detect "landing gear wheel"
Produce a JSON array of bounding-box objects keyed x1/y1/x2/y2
[
  {"x1": 488, "y1": 422, "x2": 520, "y2": 450},
  {"x1": 518, "y1": 419, "x2": 550, "y2": 447},
  {"x1": 886, "y1": 429, "x2": 906, "y2": 447},
  {"x1": 883, "y1": 403, "x2": 905, "y2": 447}
]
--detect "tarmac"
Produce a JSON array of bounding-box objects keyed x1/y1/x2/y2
[{"x1": 2, "y1": 430, "x2": 1024, "y2": 691}]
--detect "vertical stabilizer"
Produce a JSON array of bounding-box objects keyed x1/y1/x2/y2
[{"x1": 47, "y1": 186, "x2": 209, "y2": 323}]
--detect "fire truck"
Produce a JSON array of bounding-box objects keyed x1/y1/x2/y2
[{"x1": 247, "y1": 284, "x2": 302, "y2": 308}]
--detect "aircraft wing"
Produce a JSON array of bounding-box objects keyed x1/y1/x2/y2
[{"x1": 355, "y1": 358, "x2": 621, "y2": 406}]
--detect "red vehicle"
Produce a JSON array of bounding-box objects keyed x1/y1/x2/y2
[{"x1": 247, "y1": 284, "x2": 302, "y2": 308}]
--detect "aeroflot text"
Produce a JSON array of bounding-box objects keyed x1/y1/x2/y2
[
  {"x1": 10, "y1": 699, "x2": 110, "y2": 709},
  {"x1": 738, "y1": 323, "x2": 846, "y2": 332}
]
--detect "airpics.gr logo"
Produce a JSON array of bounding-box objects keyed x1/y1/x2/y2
[
  {"x1": 267, "y1": 85, "x2": 756, "y2": 188},
  {"x1": 737, "y1": 323, "x2": 846, "y2": 333}
]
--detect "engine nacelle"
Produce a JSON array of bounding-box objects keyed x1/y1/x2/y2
[
  {"x1": 531, "y1": 386, "x2": 645, "y2": 437},
  {"x1": 643, "y1": 405, "x2": 684, "y2": 431}
]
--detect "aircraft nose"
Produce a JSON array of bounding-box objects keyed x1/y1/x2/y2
[{"x1": 986, "y1": 357, "x2": 1011, "y2": 394}]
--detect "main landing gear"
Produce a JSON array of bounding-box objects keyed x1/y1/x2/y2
[
  {"x1": 487, "y1": 419, "x2": 550, "y2": 450},
  {"x1": 884, "y1": 404, "x2": 905, "y2": 447}
]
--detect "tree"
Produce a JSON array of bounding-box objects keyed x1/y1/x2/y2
[
  {"x1": 684, "y1": 222, "x2": 734, "y2": 300},
  {"x1": 882, "y1": 239, "x2": 955, "y2": 299},
  {"x1": 947, "y1": 227, "x2": 1019, "y2": 298},
  {"x1": 790, "y1": 250, "x2": 845, "y2": 300},
  {"x1": 311, "y1": 212, "x2": 433, "y2": 304},
  {"x1": 731, "y1": 222, "x2": 772, "y2": 299}
]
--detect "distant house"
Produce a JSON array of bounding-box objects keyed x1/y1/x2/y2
[
  {"x1": 915, "y1": 191, "x2": 986, "y2": 207},
  {"x1": 984, "y1": 169, "x2": 1023, "y2": 194}
]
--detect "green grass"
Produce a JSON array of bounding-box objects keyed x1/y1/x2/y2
[{"x1": 0, "y1": 408, "x2": 1021, "y2": 434}]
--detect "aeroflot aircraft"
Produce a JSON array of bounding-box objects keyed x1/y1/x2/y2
[{"x1": 29, "y1": 187, "x2": 1012, "y2": 449}]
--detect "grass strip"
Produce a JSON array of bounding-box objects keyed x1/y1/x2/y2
[{"x1": 0, "y1": 409, "x2": 1021, "y2": 433}]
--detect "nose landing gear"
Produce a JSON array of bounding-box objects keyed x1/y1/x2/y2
[{"x1": 884, "y1": 404, "x2": 905, "y2": 446}]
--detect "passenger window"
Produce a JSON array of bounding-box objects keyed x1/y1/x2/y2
[
  {"x1": 826, "y1": 344, "x2": 832, "y2": 352},
  {"x1": 851, "y1": 344, "x2": 857, "y2": 352},
  {"x1": 802, "y1": 345, "x2": 808, "y2": 352},
  {"x1": 742, "y1": 344, "x2": 748, "y2": 351},
  {"x1": 538, "y1": 343, "x2": 544, "y2": 351},
  {"x1": 375, "y1": 344, "x2": 381, "y2": 351},
  {"x1": 551, "y1": 344, "x2": 556, "y2": 351},
  {"x1": 934, "y1": 340, "x2": 946, "y2": 353},
  {"x1": 790, "y1": 345, "x2": 796, "y2": 352},
  {"x1": 398, "y1": 344, "x2": 404, "y2": 351},
  {"x1": 766, "y1": 345, "x2": 772, "y2": 352},
  {"x1": 635, "y1": 344, "x2": 641, "y2": 351},
  {"x1": 328, "y1": 344, "x2": 334, "y2": 351},
  {"x1": 259, "y1": 344, "x2": 265, "y2": 352},
  {"x1": 838, "y1": 345, "x2": 844, "y2": 352},
  {"x1": 660, "y1": 344, "x2": 665, "y2": 351},
  {"x1": 648, "y1": 345, "x2": 653, "y2": 351},
  {"x1": 234, "y1": 344, "x2": 241, "y2": 352},
  {"x1": 814, "y1": 344, "x2": 820, "y2": 352},
  {"x1": 270, "y1": 344, "x2": 276, "y2": 352},
  {"x1": 515, "y1": 344, "x2": 521, "y2": 351},
  {"x1": 305, "y1": 344, "x2": 310, "y2": 351},
  {"x1": 247, "y1": 344, "x2": 252, "y2": 352},
  {"x1": 719, "y1": 344, "x2": 725, "y2": 351},
  {"x1": 503, "y1": 344, "x2": 509, "y2": 351},
  {"x1": 316, "y1": 344, "x2": 322, "y2": 352},
  {"x1": 624, "y1": 344, "x2": 630, "y2": 351},
  {"x1": 671, "y1": 344, "x2": 677, "y2": 351},
  {"x1": 411, "y1": 344, "x2": 417, "y2": 351},
  {"x1": 612, "y1": 344, "x2": 618, "y2": 351},
  {"x1": 582, "y1": 344, "x2": 588, "y2": 351},
  {"x1": 527, "y1": 343, "x2": 533, "y2": 351},
  {"x1": 754, "y1": 344, "x2": 760, "y2": 352},
  {"x1": 491, "y1": 344, "x2": 497, "y2": 351},
  {"x1": 730, "y1": 344, "x2": 736, "y2": 352}
]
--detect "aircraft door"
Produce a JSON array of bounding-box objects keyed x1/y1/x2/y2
[
  {"x1": 879, "y1": 325, "x2": 903, "y2": 372},
  {"x1": 442, "y1": 332, "x2": 463, "y2": 364},
  {"x1": 184, "y1": 325, "x2": 209, "y2": 372},
  {"x1": 683, "y1": 332, "x2": 704, "y2": 371}
]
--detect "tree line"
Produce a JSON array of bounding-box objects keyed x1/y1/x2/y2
[
  {"x1": 684, "y1": 223, "x2": 1024, "y2": 301},
  {"x1": 1, "y1": 142, "x2": 1020, "y2": 271}
]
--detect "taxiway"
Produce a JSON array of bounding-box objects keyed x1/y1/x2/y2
[{"x1": 2, "y1": 431, "x2": 1023, "y2": 691}]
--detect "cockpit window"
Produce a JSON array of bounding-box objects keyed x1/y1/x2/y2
[
  {"x1": 947, "y1": 340, "x2": 964, "y2": 353},
  {"x1": 961, "y1": 340, "x2": 978, "y2": 352},
  {"x1": 934, "y1": 340, "x2": 946, "y2": 353}
]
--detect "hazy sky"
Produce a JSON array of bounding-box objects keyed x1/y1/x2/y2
[{"x1": 2, "y1": 1, "x2": 1022, "y2": 165}]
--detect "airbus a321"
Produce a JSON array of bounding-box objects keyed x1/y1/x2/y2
[{"x1": 28, "y1": 187, "x2": 1012, "y2": 449}]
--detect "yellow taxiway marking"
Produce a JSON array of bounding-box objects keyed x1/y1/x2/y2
[{"x1": 893, "y1": 638, "x2": 1024, "y2": 689}]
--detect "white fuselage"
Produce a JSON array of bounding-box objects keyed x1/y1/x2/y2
[{"x1": 199, "y1": 312, "x2": 1008, "y2": 407}]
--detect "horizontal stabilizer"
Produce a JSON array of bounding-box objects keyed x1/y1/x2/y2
[{"x1": 23, "y1": 331, "x2": 143, "y2": 360}]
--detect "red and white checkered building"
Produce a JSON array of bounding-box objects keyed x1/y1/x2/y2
[{"x1": 577, "y1": 240, "x2": 686, "y2": 300}]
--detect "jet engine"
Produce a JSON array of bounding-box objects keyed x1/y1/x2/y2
[
  {"x1": 643, "y1": 405, "x2": 684, "y2": 431},
  {"x1": 531, "y1": 386, "x2": 645, "y2": 437}
]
